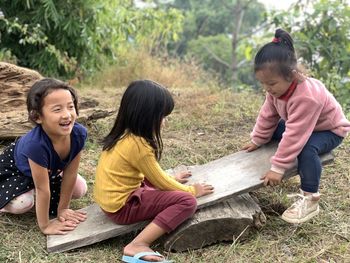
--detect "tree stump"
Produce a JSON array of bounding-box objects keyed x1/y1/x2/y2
[{"x1": 160, "y1": 193, "x2": 266, "y2": 252}]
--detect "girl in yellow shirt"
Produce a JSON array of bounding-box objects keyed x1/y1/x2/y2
[{"x1": 94, "y1": 80, "x2": 214, "y2": 263}]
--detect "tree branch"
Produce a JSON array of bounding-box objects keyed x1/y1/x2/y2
[
  {"x1": 201, "y1": 44, "x2": 231, "y2": 69},
  {"x1": 220, "y1": 0, "x2": 254, "y2": 13}
]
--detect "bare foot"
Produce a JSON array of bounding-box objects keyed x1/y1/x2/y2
[{"x1": 123, "y1": 242, "x2": 164, "y2": 262}]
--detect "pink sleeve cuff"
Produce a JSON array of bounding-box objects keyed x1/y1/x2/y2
[
  {"x1": 251, "y1": 139, "x2": 261, "y2": 147},
  {"x1": 270, "y1": 165, "x2": 285, "y2": 175}
]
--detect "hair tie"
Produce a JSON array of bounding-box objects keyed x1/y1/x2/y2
[{"x1": 272, "y1": 37, "x2": 280, "y2": 43}]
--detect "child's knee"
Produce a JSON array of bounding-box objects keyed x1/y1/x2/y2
[
  {"x1": 180, "y1": 193, "x2": 197, "y2": 215},
  {"x1": 72, "y1": 174, "x2": 87, "y2": 199},
  {"x1": 1, "y1": 190, "x2": 34, "y2": 214},
  {"x1": 299, "y1": 145, "x2": 318, "y2": 159}
]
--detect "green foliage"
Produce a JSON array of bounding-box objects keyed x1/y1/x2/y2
[
  {"x1": 186, "y1": 34, "x2": 256, "y2": 87},
  {"x1": 0, "y1": 0, "x2": 184, "y2": 78},
  {"x1": 168, "y1": 0, "x2": 265, "y2": 55},
  {"x1": 0, "y1": 48, "x2": 16, "y2": 63},
  {"x1": 187, "y1": 34, "x2": 232, "y2": 82},
  {"x1": 270, "y1": 0, "x2": 350, "y2": 111},
  {"x1": 165, "y1": 0, "x2": 266, "y2": 86},
  {"x1": 128, "y1": 7, "x2": 184, "y2": 53},
  {"x1": 0, "y1": 0, "x2": 99, "y2": 77}
]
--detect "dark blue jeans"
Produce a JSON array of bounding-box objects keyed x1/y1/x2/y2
[{"x1": 272, "y1": 120, "x2": 343, "y2": 193}]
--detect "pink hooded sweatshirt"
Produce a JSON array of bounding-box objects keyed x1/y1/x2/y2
[{"x1": 251, "y1": 77, "x2": 350, "y2": 174}]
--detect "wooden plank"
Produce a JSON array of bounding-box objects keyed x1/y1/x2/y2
[
  {"x1": 186, "y1": 142, "x2": 333, "y2": 208},
  {"x1": 47, "y1": 143, "x2": 334, "y2": 253},
  {"x1": 47, "y1": 204, "x2": 149, "y2": 253}
]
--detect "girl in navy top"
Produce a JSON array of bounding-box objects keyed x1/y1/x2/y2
[{"x1": 0, "y1": 78, "x2": 88, "y2": 235}]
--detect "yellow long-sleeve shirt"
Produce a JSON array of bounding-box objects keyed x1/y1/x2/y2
[{"x1": 93, "y1": 133, "x2": 196, "y2": 213}]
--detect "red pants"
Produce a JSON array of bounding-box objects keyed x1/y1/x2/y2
[{"x1": 104, "y1": 184, "x2": 197, "y2": 232}]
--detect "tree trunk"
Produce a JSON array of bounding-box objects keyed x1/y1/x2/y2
[{"x1": 231, "y1": 0, "x2": 245, "y2": 85}]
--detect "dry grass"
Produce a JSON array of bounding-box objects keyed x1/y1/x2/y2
[{"x1": 0, "y1": 54, "x2": 349, "y2": 262}]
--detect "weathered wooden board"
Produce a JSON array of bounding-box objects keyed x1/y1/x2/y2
[
  {"x1": 185, "y1": 142, "x2": 333, "y2": 209},
  {"x1": 47, "y1": 203, "x2": 149, "y2": 253},
  {"x1": 47, "y1": 143, "x2": 334, "y2": 253}
]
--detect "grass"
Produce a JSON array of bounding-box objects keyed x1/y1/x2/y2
[{"x1": 1, "y1": 55, "x2": 349, "y2": 262}]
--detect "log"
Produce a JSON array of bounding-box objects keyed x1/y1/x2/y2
[
  {"x1": 46, "y1": 143, "x2": 334, "y2": 253},
  {"x1": 160, "y1": 193, "x2": 266, "y2": 252},
  {"x1": 0, "y1": 106, "x2": 114, "y2": 140},
  {"x1": 0, "y1": 62, "x2": 114, "y2": 140},
  {"x1": 0, "y1": 62, "x2": 42, "y2": 115}
]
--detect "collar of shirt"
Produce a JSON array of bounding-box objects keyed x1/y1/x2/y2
[{"x1": 278, "y1": 80, "x2": 298, "y2": 101}]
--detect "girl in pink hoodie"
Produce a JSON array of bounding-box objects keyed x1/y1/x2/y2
[{"x1": 243, "y1": 29, "x2": 350, "y2": 224}]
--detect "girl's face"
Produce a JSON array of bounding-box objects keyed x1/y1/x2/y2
[
  {"x1": 255, "y1": 68, "x2": 293, "y2": 98},
  {"x1": 36, "y1": 89, "x2": 77, "y2": 139}
]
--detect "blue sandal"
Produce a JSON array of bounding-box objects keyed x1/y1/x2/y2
[{"x1": 122, "y1": 251, "x2": 174, "y2": 263}]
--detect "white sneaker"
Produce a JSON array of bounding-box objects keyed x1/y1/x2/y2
[{"x1": 281, "y1": 190, "x2": 320, "y2": 224}]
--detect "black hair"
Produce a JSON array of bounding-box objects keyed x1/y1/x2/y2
[
  {"x1": 103, "y1": 79, "x2": 174, "y2": 160},
  {"x1": 254, "y1": 29, "x2": 297, "y2": 80},
  {"x1": 26, "y1": 78, "x2": 79, "y2": 123}
]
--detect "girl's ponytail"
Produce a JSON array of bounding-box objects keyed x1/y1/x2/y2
[
  {"x1": 254, "y1": 28, "x2": 298, "y2": 80},
  {"x1": 274, "y1": 28, "x2": 295, "y2": 54}
]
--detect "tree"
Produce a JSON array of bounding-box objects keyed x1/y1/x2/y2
[
  {"x1": 0, "y1": 0, "x2": 183, "y2": 78},
  {"x1": 163, "y1": 0, "x2": 266, "y2": 87}
]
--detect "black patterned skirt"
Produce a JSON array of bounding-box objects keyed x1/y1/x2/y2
[{"x1": 0, "y1": 143, "x2": 61, "y2": 216}]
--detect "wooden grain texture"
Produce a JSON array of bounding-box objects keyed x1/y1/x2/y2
[
  {"x1": 0, "y1": 62, "x2": 114, "y2": 140},
  {"x1": 47, "y1": 143, "x2": 334, "y2": 253},
  {"x1": 47, "y1": 203, "x2": 149, "y2": 253},
  {"x1": 160, "y1": 193, "x2": 266, "y2": 252},
  {"x1": 184, "y1": 142, "x2": 333, "y2": 209}
]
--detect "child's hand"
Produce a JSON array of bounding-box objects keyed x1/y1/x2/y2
[
  {"x1": 260, "y1": 170, "x2": 283, "y2": 186},
  {"x1": 174, "y1": 170, "x2": 192, "y2": 184},
  {"x1": 242, "y1": 142, "x2": 259, "y2": 152},
  {"x1": 41, "y1": 218, "x2": 78, "y2": 235},
  {"x1": 193, "y1": 183, "x2": 214, "y2": 197},
  {"x1": 58, "y1": 208, "x2": 87, "y2": 224}
]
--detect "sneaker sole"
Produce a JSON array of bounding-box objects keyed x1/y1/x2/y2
[{"x1": 281, "y1": 207, "x2": 319, "y2": 224}]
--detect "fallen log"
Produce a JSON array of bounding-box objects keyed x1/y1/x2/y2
[{"x1": 160, "y1": 193, "x2": 266, "y2": 252}]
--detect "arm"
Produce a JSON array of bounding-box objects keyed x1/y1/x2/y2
[
  {"x1": 29, "y1": 159, "x2": 77, "y2": 235},
  {"x1": 251, "y1": 94, "x2": 280, "y2": 146},
  {"x1": 29, "y1": 159, "x2": 50, "y2": 231},
  {"x1": 57, "y1": 151, "x2": 87, "y2": 223},
  {"x1": 261, "y1": 96, "x2": 323, "y2": 186},
  {"x1": 136, "y1": 152, "x2": 213, "y2": 197},
  {"x1": 270, "y1": 96, "x2": 323, "y2": 173},
  {"x1": 137, "y1": 153, "x2": 196, "y2": 194}
]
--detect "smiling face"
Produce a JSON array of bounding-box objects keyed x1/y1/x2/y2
[
  {"x1": 36, "y1": 89, "x2": 77, "y2": 140},
  {"x1": 255, "y1": 67, "x2": 294, "y2": 98}
]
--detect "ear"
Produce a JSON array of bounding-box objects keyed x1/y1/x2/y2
[
  {"x1": 286, "y1": 70, "x2": 297, "y2": 82},
  {"x1": 30, "y1": 110, "x2": 42, "y2": 124},
  {"x1": 292, "y1": 70, "x2": 305, "y2": 82}
]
